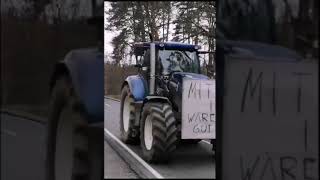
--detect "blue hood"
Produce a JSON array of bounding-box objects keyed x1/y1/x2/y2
[
  {"x1": 172, "y1": 72, "x2": 209, "y2": 82},
  {"x1": 171, "y1": 72, "x2": 209, "y2": 94},
  {"x1": 168, "y1": 72, "x2": 209, "y2": 113}
]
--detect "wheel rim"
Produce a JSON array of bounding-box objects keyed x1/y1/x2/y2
[
  {"x1": 55, "y1": 106, "x2": 74, "y2": 180},
  {"x1": 144, "y1": 115, "x2": 153, "y2": 150},
  {"x1": 122, "y1": 95, "x2": 131, "y2": 132}
]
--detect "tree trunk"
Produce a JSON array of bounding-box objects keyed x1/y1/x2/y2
[
  {"x1": 138, "y1": 1, "x2": 146, "y2": 42},
  {"x1": 143, "y1": 2, "x2": 159, "y2": 41},
  {"x1": 31, "y1": 0, "x2": 51, "y2": 21},
  {"x1": 162, "y1": 13, "x2": 165, "y2": 42},
  {"x1": 166, "y1": 13, "x2": 170, "y2": 41},
  {"x1": 166, "y1": 2, "x2": 171, "y2": 41},
  {"x1": 182, "y1": 25, "x2": 185, "y2": 43}
]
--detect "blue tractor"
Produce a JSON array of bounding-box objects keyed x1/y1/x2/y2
[
  {"x1": 46, "y1": 16, "x2": 104, "y2": 180},
  {"x1": 120, "y1": 41, "x2": 215, "y2": 163}
]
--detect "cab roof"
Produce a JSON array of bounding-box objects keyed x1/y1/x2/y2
[{"x1": 134, "y1": 41, "x2": 200, "y2": 55}]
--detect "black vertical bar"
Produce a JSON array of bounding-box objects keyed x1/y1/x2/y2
[{"x1": 215, "y1": 41, "x2": 225, "y2": 180}]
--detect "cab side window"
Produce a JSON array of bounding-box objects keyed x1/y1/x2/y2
[{"x1": 142, "y1": 49, "x2": 150, "y2": 67}]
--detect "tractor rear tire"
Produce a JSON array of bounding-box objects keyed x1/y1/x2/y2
[
  {"x1": 46, "y1": 76, "x2": 103, "y2": 180},
  {"x1": 120, "y1": 85, "x2": 139, "y2": 144},
  {"x1": 140, "y1": 102, "x2": 177, "y2": 163}
]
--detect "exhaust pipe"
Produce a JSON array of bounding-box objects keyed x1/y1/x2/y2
[{"x1": 149, "y1": 43, "x2": 155, "y2": 95}]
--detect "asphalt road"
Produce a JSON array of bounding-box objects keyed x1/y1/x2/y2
[
  {"x1": 104, "y1": 98, "x2": 216, "y2": 179},
  {"x1": 104, "y1": 140, "x2": 139, "y2": 178},
  {"x1": 1, "y1": 113, "x2": 46, "y2": 180},
  {"x1": 2, "y1": 110, "x2": 134, "y2": 180}
]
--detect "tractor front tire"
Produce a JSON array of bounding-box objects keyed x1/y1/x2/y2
[
  {"x1": 46, "y1": 76, "x2": 103, "y2": 180},
  {"x1": 140, "y1": 102, "x2": 177, "y2": 163},
  {"x1": 120, "y1": 85, "x2": 139, "y2": 144}
]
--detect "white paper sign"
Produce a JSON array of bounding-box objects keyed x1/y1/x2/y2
[
  {"x1": 222, "y1": 59, "x2": 319, "y2": 180},
  {"x1": 181, "y1": 79, "x2": 216, "y2": 139}
]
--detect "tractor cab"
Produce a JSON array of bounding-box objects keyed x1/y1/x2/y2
[
  {"x1": 132, "y1": 41, "x2": 208, "y2": 110},
  {"x1": 134, "y1": 42, "x2": 201, "y2": 77}
]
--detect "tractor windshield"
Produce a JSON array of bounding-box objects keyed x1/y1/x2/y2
[{"x1": 159, "y1": 50, "x2": 199, "y2": 75}]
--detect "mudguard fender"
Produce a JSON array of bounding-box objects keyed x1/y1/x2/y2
[
  {"x1": 143, "y1": 96, "x2": 171, "y2": 105},
  {"x1": 51, "y1": 48, "x2": 104, "y2": 123},
  {"x1": 122, "y1": 75, "x2": 148, "y2": 101}
]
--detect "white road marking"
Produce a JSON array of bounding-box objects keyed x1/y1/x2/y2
[
  {"x1": 104, "y1": 96, "x2": 120, "y2": 102},
  {"x1": 104, "y1": 129, "x2": 164, "y2": 179}
]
